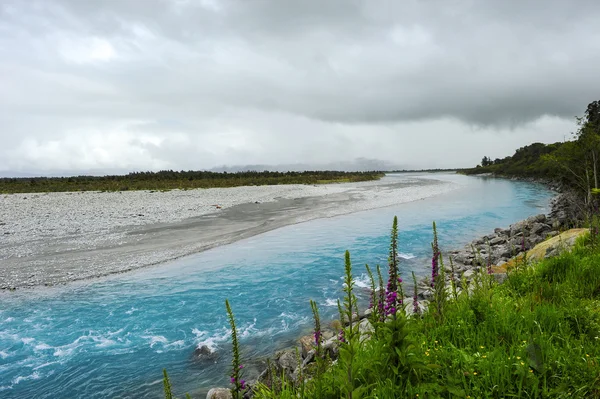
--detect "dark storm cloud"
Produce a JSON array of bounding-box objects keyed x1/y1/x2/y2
[{"x1": 0, "y1": 0, "x2": 598, "y2": 172}]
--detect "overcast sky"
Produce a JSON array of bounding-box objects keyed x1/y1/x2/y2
[{"x1": 1, "y1": 0, "x2": 599, "y2": 174}]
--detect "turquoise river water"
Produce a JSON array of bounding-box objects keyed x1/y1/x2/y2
[{"x1": 0, "y1": 174, "x2": 555, "y2": 398}]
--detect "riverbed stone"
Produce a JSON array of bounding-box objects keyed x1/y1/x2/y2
[
  {"x1": 194, "y1": 345, "x2": 216, "y2": 360},
  {"x1": 531, "y1": 222, "x2": 550, "y2": 235},
  {"x1": 299, "y1": 335, "x2": 314, "y2": 358},
  {"x1": 206, "y1": 388, "x2": 233, "y2": 399},
  {"x1": 358, "y1": 319, "x2": 374, "y2": 341},
  {"x1": 493, "y1": 273, "x2": 508, "y2": 284},
  {"x1": 276, "y1": 350, "x2": 298, "y2": 375}
]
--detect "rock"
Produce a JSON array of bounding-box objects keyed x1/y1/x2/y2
[
  {"x1": 489, "y1": 236, "x2": 507, "y2": 246},
  {"x1": 206, "y1": 388, "x2": 233, "y2": 399},
  {"x1": 528, "y1": 235, "x2": 545, "y2": 247},
  {"x1": 494, "y1": 244, "x2": 512, "y2": 260},
  {"x1": 510, "y1": 220, "x2": 528, "y2": 236},
  {"x1": 528, "y1": 214, "x2": 547, "y2": 224},
  {"x1": 359, "y1": 308, "x2": 372, "y2": 320},
  {"x1": 194, "y1": 345, "x2": 217, "y2": 360},
  {"x1": 323, "y1": 336, "x2": 339, "y2": 359},
  {"x1": 299, "y1": 335, "x2": 314, "y2": 358},
  {"x1": 493, "y1": 273, "x2": 508, "y2": 284},
  {"x1": 277, "y1": 350, "x2": 298, "y2": 374},
  {"x1": 452, "y1": 251, "x2": 473, "y2": 266},
  {"x1": 462, "y1": 270, "x2": 475, "y2": 281},
  {"x1": 418, "y1": 288, "x2": 433, "y2": 300},
  {"x1": 358, "y1": 319, "x2": 374, "y2": 340},
  {"x1": 494, "y1": 228, "x2": 588, "y2": 272},
  {"x1": 405, "y1": 299, "x2": 429, "y2": 316},
  {"x1": 531, "y1": 223, "x2": 550, "y2": 235}
]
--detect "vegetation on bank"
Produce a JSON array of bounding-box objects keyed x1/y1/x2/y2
[
  {"x1": 164, "y1": 218, "x2": 600, "y2": 398},
  {"x1": 463, "y1": 100, "x2": 600, "y2": 204},
  {"x1": 0, "y1": 170, "x2": 384, "y2": 194}
]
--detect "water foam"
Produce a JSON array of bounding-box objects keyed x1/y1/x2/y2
[{"x1": 12, "y1": 372, "x2": 40, "y2": 385}]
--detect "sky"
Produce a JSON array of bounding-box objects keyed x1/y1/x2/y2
[{"x1": 1, "y1": 0, "x2": 599, "y2": 174}]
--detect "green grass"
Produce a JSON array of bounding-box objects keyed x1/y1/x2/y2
[{"x1": 252, "y1": 235, "x2": 600, "y2": 398}]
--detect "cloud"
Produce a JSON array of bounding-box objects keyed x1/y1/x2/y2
[{"x1": 0, "y1": 0, "x2": 598, "y2": 173}]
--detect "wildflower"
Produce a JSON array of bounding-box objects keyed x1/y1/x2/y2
[
  {"x1": 516, "y1": 356, "x2": 521, "y2": 360},
  {"x1": 240, "y1": 380, "x2": 246, "y2": 389},
  {"x1": 231, "y1": 377, "x2": 235, "y2": 384},
  {"x1": 412, "y1": 271, "x2": 420, "y2": 316},
  {"x1": 239, "y1": 365, "x2": 244, "y2": 369},
  {"x1": 338, "y1": 329, "x2": 346, "y2": 343},
  {"x1": 473, "y1": 372, "x2": 478, "y2": 376},
  {"x1": 385, "y1": 217, "x2": 403, "y2": 316},
  {"x1": 434, "y1": 340, "x2": 438, "y2": 344},
  {"x1": 314, "y1": 330, "x2": 321, "y2": 346},
  {"x1": 480, "y1": 346, "x2": 485, "y2": 349},
  {"x1": 431, "y1": 228, "x2": 440, "y2": 288},
  {"x1": 586, "y1": 354, "x2": 590, "y2": 358},
  {"x1": 520, "y1": 362, "x2": 525, "y2": 366},
  {"x1": 529, "y1": 370, "x2": 533, "y2": 373},
  {"x1": 482, "y1": 355, "x2": 487, "y2": 359}
]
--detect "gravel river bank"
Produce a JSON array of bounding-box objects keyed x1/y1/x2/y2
[{"x1": 0, "y1": 175, "x2": 457, "y2": 289}]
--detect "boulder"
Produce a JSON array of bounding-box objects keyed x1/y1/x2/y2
[
  {"x1": 493, "y1": 244, "x2": 512, "y2": 260},
  {"x1": 276, "y1": 350, "x2": 298, "y2": 375},
  {"x1": 405, "y1": 299, "x2": 429, "y2": 316},
  {"x1": 194, "y1": 345, "x2": 217, "y2": 361},
  {"x1": 527, "y1": 228, "x2": 588, "y2": 262},
  {"x1": 489, "y1": 236, "x2": 507, "y2": 246},
  {"x1": 323, "y1": 336, "x2": 340, "y2": 359},
  {"x1": 462, "y1": 269, "x2": 475, "y2": 281},
  {"x1": 510, "y1": 220, "x2": 529, "y2": 236},
  {"x1": 452, "y1": 251, "x2": 473, "y2": 266},
  {"x1": 298, "y1": 335, "x2": 314, "y2": 358},
  {"x1": 206, "y1": 388, "x2": 233, "y2": 399},
  {"x1": 527, "y1": 214, "x2": 547, "y2": 224},
  {"x1": 493, "y1": 228, "x2": 588, "y2": 272},
  {"x1": 358, "y1": 319, "x2": 374, "y2": 341},
  {"x1": 418, "y1": 288, "x2": 433, "y2": 300},
  {"x1": 530, "y1": 223, "x2": 550, "y2": 236},
  {"x1": 493, "y1": 273, "x2": 508, "y2": 284}
]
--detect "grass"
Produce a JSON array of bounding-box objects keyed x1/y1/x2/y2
[{"x1": 250, "y1": 226, "x2": 600, "y2": 398}]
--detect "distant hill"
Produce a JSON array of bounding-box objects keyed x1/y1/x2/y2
[{"x1": 211, "y1": 158, "x2": 408, "y2": 173}]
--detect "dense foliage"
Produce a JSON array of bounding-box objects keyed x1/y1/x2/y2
[
  {"x1": 0, "y1": 170, "x2": 384, "y2": 194},
  {"x1": 464, "y1": 100, "x2": 600, "y2": 206},
  {"x1": 462, "y1": 141, "x2": 566, "y2": 180}
]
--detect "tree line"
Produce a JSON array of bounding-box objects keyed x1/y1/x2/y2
[
  {"x1": 464, "y1": 100, "x2": 600, "y2": 208},
  {"x1": 0, "y1": 170, "x2": 385, "y2": 194}
]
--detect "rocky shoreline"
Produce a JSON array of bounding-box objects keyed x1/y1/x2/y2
[{"x1": 204, "y1": 185, "x2": 586, "y2": 399}]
